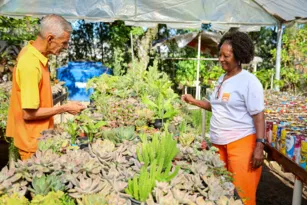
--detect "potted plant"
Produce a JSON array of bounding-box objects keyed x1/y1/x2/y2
[{"x1": 142, "y1": 94, "x2": 178, "y2": 129}]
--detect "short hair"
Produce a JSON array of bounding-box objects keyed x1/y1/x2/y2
[
  {"x1": 218, "y1": 31, "x2": 254, "y2": 64},
  {"x1": 39, "y1": 14, "x2": 72, "y2": 38}
]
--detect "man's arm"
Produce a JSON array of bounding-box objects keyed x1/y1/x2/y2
[{"x1": 23, "y1": 102, "x2": 85, "y2": 121}]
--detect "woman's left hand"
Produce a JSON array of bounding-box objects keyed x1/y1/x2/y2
[{"x1": 251, "y1": 143, "x2": 264, "y2": 169}]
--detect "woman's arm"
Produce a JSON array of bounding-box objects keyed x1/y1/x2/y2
[
  {"x1": 181, "y1": 94, "x2": 212, "y2": 111},
  {"x1": 251, "y1": 111, "x2": 265, "y2": 169}
]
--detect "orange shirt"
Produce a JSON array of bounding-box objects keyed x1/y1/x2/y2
[{"x1": 6, "y1": 41, "x2": 54, "y2": 152}]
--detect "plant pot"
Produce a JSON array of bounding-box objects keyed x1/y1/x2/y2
[
  {"x1": 78, "y1": 136, "x2": 89, "y2": 149},
  {"x1": 130, "y1": 198, "x2": 145, "y2": 205},
  {"x1": 153, "y1": 119, "x2": 163, "y2": 129},
  {"x1": 79, "y1": 132, "x2": 86, "y2": 138},
  {"x1": 30, "y1": 192, "x2": 35, "y2": 199}
]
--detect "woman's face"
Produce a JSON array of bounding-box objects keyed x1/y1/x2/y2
[{"x1": 219, "y1": 42, "x2": 239, "y2": 72}]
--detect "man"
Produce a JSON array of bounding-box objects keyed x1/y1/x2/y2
[{"x1": 6, "y1": 14, "x2": 85, "y2": 160}]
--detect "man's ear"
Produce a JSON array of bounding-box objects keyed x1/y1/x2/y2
[{"x1": 46, "y1": 34, "x2": 54, "y2": 43}]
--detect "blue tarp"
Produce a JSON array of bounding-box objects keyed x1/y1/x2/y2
[{"x1": 57, "y1": 62, "x2": 112, "y2": 102}]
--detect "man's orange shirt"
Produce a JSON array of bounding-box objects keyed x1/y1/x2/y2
[{"x1": 6, "y1": 41, "x2": 54, "y2": 152}]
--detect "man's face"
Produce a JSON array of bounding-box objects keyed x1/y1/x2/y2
[{"x1": 47, "y1": 31, "x2": 70, "y2": 56}]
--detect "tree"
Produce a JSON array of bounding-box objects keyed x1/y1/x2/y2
[{"x1": 0, "y1": 16, "x2": 39, "y2": 82}]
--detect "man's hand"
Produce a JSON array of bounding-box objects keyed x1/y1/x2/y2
[
  {"x1": 181, "y1": 94, "x2": 195, "y2": 104},
  {"x1": 64, "y1": 102, "x2": 86, "y2": 115}
]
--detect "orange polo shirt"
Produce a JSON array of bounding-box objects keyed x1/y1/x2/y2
[{"x1": 6, "y1": 41, "x2": 54, "y2": 153}]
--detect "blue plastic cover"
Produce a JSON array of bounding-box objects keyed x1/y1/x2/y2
[{"x1": 57, "y1": 62, "x2": 112, "y2": 102}]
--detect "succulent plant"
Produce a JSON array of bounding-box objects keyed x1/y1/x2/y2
[
  {"x1": 105, "y1": 192, "x2": 128, "y2": 205},
  {"x1": 67, "y1": 172, "x2": 108, "y2": 198},
  {"x1": 125, "y1": 166, "x2": 155, "y2": 202},
  {"x1": 58, "y1": 149, "x2": 102, "y2": 175},
  {"x1": 76, "y1": 193, "x2": 108, "y2": 205},
  {"x1": 30, "y1": 191, "x2": 69, "y2": 205},
  {"x1": 28, "y1": 174, "x2": 65, "y2": 196},
  {"x1": 179, "y1": 133, "x2": 195, "y2": 147},
  {"x1": 0, "y1": 166, "x2": 28, "y2": 196},
  {"x1": 0, "y1": 193, "x2": 29, "y2": 205},
  {"x1": 38, "y1": 131, "x2": 71, "y2": 153},
  {"x1": 137, "y1": 131, "x2": 179, "y2": 169},
  {"x1": 27, "y1": 150, "x2": 62, "y2": 178},
  {"x1": 216, "y1": 196, "x2": 243, "y2": 205}
]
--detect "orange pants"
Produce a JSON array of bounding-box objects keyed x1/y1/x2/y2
[
  {"x1": 19, "y1": 149, "x2": 35, "y2": 161},
  {"x1": 213, "y1": 134, "x2": 262, "y2": 205}
]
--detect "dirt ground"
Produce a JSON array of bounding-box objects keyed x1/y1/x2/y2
[{"x1": 257, "y1": 160, "x2": 307, "y2": 205}]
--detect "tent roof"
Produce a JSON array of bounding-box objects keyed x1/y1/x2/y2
[
  {"x1": 0, "y1": 0, "x2": 306, "y2": 29},
  {"x1": 153, "y1": 31, "x2": 222, "y2": 56}
]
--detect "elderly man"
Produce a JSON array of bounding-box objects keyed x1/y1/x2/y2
[{"x1": 6, "y1": 14, "x2": 85, "y2": 160}]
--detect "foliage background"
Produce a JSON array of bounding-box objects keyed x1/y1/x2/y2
[{"x1": 1, "y1": 16, "x2": 307, "y2": 93}]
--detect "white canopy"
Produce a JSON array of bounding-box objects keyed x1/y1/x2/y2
[
  {"x1": 0, "y1": 0, "x2": 306, "y2": 30},
  {"x1": 0, "y1": 0, "x2": 307, "y2": 91}
]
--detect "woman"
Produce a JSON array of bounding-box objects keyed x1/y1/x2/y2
[{"x1": 182, "y1": 31, "x2": 264, "y2": 205}]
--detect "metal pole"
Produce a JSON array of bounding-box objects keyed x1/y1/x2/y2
[
  {"x1": 196, "y1": 33, "x2": 201, "y2": 100},
  {"x1": 253, "y1": 63, "x2": 257, "y2": 73},
  {"x1": 275, "y1": 23, "x2": 283, "y2": 91},
  {"x1": 270, "y1": 68, "x2": 274, "y2": 89},
  {"x1": 130, "y1": 32, "x2": 135, "y2": 70},
  {"x1": 292, "y1": 178, "x2": 302, "y2": 205},
  {"x1": 149, "y1": 57, "x2": 219, "y2": 61},
  {"x1": 201, "y1": 108, "x2": 206, "y2": 137}
]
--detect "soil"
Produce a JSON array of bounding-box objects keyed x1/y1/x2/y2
[{"x1": 257, "y1": 160, "x2": 307, "y2": 205}]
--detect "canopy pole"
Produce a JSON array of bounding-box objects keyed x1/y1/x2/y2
[
  {"x1": 292, "y1": 178, "x2": 302, "y2": 205},
  {"x1": 270, "y1": 68, "x2": 274, "y2": 89},
  {"x1": 196, "y1": 33, "x2": 201, "y2": 100},
  {"x1": 275, "y1": 23, "x2": 283, "y2": 91}
]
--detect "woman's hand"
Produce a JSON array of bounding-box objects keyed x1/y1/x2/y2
[
  {"x1": 181, "y1": 94, "x2": 195, "y2": 104},
  {"x1": 251, "y1": 143, "x2": 264, "y2": 169}
]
